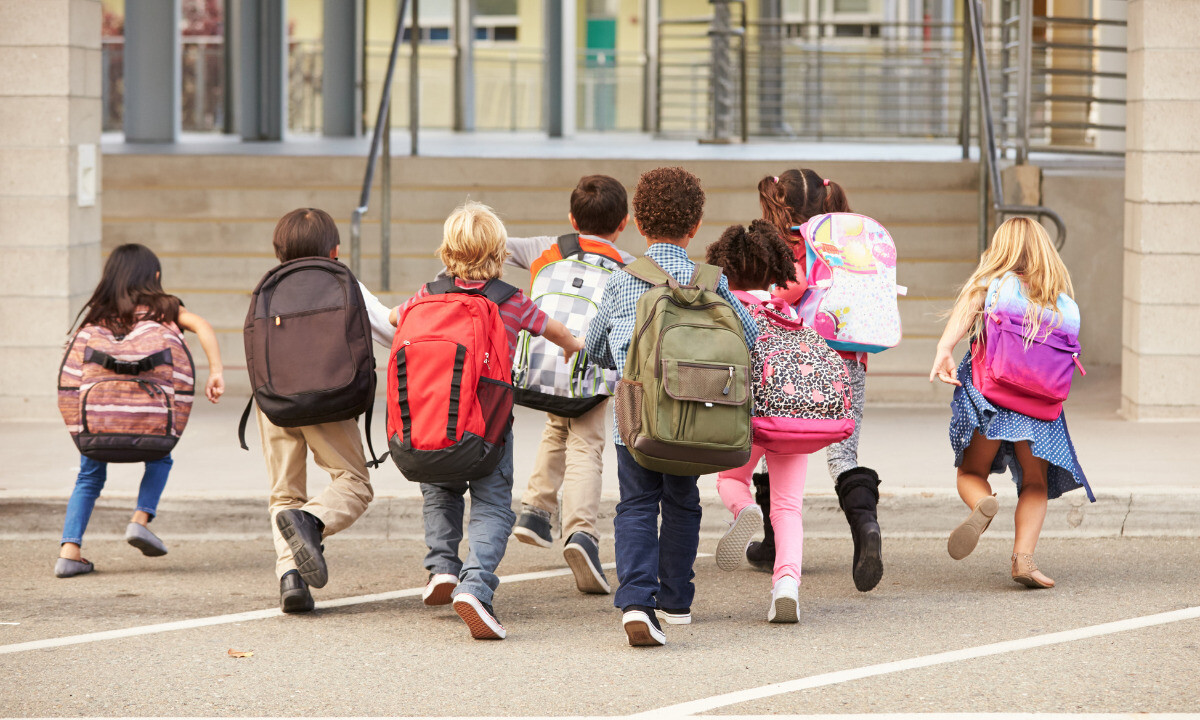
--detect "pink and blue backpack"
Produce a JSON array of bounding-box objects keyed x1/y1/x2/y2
[
  {"x1": 796, "y1": 213, "x2": 904, "y2": 353},
  {"x1": 736, "y1": 292, "x2": 855, "y2": 454},
  {"x1": 971, "y1": 273, "x2": 1084, "y2": 421}
]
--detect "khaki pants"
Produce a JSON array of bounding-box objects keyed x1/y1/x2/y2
[
  {"x1": 520, "y1": 399, "x2": 607, "y2": 540},
  {"x1": 258, "y1": 408, "x2": 374, "y2": 578}
]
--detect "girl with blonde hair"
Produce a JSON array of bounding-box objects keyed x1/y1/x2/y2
[{"x1": 930, "y1": 217, "x2": 1092, "y2": 589}]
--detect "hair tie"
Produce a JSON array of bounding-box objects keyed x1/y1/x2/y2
[
  {"x1": 822, "y1": 178, "x2": 830, "y2": 187},
  {"x1": 773, "y1": 176, "x2": 779, "y2": 183}
]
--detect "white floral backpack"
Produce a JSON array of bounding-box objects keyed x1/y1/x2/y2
[{"x1": 796, "y1": 213, "x2": 905, "y2": 353}]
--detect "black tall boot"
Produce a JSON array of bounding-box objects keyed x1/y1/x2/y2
[
  {"x1": 836, "y1": 467, "x2": 883, "y2": 592},
  {"x1": 745, "y1": 471, "x2": 775, "y2": 569}
]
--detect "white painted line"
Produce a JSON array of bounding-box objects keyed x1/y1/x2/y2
[
  {"x1": 638, "y1": 606, "x2": 1200, "y2": 717},
  {"x1": 9, "y1": 715, "x2": 1200, "y2": 720},
  {"x1": 0, "y1": 554, "x2": 712, "y2": 657},
  {"x1": 0, "y1": 564, "x2": 592, "y2": 656}
]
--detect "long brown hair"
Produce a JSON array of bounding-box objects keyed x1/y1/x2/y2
[
  {"x1": 73, "y1": 244, "x2": 181, "y2": 336},
  {"x1": 758, "y1": 168, "x2": 851, "y2": 242}
]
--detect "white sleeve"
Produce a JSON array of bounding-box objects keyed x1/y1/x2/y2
[
  {"x1": 505, "y1": 235, "x2": 556, "y2": 271},
  {"x1": 357, "y1": 281, "x2": 395, "y2": 347}
]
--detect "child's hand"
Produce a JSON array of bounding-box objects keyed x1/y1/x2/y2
[
  {"x1": 562, "y1": 336, "x2": 585, "y2": 365},
  {"x1": 929, "y1": 347, "x2": 961, "y2": 386},
  {"x1": 205, "y1": 372, "x2": 226, "y2": 403},
  {"x1": 388, "y1": 306, "x2": 399, "y2": 327}
]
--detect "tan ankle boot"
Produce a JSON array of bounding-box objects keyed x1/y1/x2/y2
[{"x1": 1012, "y1": 553, "x2": 1054, "y2": 588}]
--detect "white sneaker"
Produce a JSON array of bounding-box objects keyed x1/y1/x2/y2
[
  {"x1": 422, "y1": 573, "x2": 458, "y2": 606},
  {"x1": 715, "y1": 504, "x2": 763, "y2": 571},
  {"x1": 768, "y1": 575, "x2": 799, "y2": 623}
]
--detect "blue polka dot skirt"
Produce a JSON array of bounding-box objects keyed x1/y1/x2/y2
[{"x1": 949, "y1": 353, "x2": 1093, "y2": 502}]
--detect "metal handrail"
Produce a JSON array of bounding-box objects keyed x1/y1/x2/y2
[
  {"x1": 348, "y1": 0, "x2": 411, "y2": 285},
  {"x1": 966, "y1": 0, "x2": 1067, "y2": 251}
]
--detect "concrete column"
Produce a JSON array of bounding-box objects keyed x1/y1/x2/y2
[
  {"x1": 1121, "y1": 0, "x2": 1200, "y2": 420},
  {"x1": 453, "y1": 0, "x2": 475, "y2": 132},
  {"x1": 642, "y1": 0, "x2": 659, "y2": 132},
  {"x1": 0, "y1": 0, "x2": 103, "y2": 419},
  {"x1": 322, "y1": 0, "x2": 363, "y2": 137},
  {"x1": 545, "y1": 0, "x2": 575, "y2": 138},
  {"x1": 123, "y1": 0, "x2": 181, "y2": 142},
  {"x1": 757, "y1": 0, "x2": 784, "y2": 135},
  {"x1": 234, "y1": 0, "x2": 287, "y2": 141}
]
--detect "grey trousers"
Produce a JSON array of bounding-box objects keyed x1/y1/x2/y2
[
  {"x1": 827, "y1": 358, "x2": 867, "y2": 479},
  {"x1": 420, "y1": 430, "x2": 516, "y2": 605}
]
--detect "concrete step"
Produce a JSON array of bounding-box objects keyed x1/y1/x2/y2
[
  {"x1": 103, "y1": 154, "x2": 981, "y2": 193},
  {"x1": 104, "y1": 219, "x2": 979, "y2": 261},
  {"x1": 104, "y1": 186, "x2": 980, "y2": 226}
]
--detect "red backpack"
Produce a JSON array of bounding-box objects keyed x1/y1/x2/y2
[{"x1": 387, "y1": 278, "x2": 518, "y2": 484}]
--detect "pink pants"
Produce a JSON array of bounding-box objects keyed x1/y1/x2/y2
[{"x1": 716, "y1": 444, "x2": 809, "y2": 584}]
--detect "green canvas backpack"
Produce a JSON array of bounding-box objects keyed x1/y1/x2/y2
[{"x1": 614, "y1": 257, "x2": 753, "y2": 476}]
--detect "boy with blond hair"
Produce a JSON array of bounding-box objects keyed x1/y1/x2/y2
[{"x1": 391, "y1": 201, "x2": 583, "y2": 640}]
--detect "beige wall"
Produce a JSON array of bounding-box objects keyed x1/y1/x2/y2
[
  {"x1": 0, "y1": 0, "x2": 104, "y2": 420},
  {"x1": 1121, "y1": 0, "x2": 1200, "y2": 419}
]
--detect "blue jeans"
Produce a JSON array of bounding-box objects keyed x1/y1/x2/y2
[
  {"x1": 60, "y1": 455, "x2": 173, "y2": 546},
  {"x1": 420, "y1": 431, "x2": 515, "y2": 605},
  {"x1": 612, "y1": 445, "x2": 702, "y2": 611}
]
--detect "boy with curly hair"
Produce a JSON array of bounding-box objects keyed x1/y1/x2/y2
[{"x1": 585, "y1": 167, "x2": 757, "y2": 646}]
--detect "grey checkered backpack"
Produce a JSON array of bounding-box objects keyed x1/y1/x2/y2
[{"x1": 513, "y1": 234, "x2": 625, "y2": 417}]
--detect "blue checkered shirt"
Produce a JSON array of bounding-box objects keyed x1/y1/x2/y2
[{"x1": 584, "y1": 242, "x2": 758, "y2": 445}]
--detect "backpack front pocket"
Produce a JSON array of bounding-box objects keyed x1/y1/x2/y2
[
  {"x1": 658, "y1": 360, "x2": 750, "y2": 447},
  {"x1": 81, "y1": 379, "x2": 173, "y2": 438}
]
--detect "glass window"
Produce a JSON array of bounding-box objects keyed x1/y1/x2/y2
[
  {"x1": 429, "y1": 26, "x2": 450, "y2": 41},
  {"x1": 477, "y1": 0, "x2": 517, "y2": 15},
  {"x1": 492, "y1": 25, "x2": 517, "y2": 41},
  {"x1": 833, "y1": 0, "x2": 871, "y2": 11}
]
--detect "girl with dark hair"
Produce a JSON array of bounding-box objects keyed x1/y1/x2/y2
[
  {"x1": 56, "y1": 244, "x2": 225, "y2": 578},
  {"x1": 751, "y1": 170, "x2": 885, "y2": 594}
]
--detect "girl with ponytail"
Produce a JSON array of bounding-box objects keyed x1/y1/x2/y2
[{"x1": 748, "y1": 169, "x2": 884, "y2": 595}]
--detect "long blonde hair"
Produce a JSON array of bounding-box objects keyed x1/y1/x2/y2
[
  {"x1": 953, "y1": 216, "x2": 1073, "y2": 343},
  {"x1": 437, "y1": 201, "x2": 510, "y2": 280}
]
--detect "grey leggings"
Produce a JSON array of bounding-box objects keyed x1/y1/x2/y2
[{"x1": 826, "y1": 357, "x2": 867, "y2": 480}]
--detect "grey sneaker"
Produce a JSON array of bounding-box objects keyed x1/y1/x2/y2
[
  {"x1": 513, "y1": 508, "x2": 553, "y2": 548},
  {"x1": 563, "y1": 532, "x2": 611, "y2": 594},
  {"x1": 54, "y1": 557, "x2": 94, "y2": 578},
  {"x1": 716, "y1": 504, "x2": 763, "y2": 571},
  {"x1": 125, "y1": 522, "x2": 168, "y2": 557}
]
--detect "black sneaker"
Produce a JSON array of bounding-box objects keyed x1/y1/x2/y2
[
  {"x1": 513, "y1": 508, "x2": 553, "y2": 548},
  {"x1": 622, "y1": 604, "x2": 666, "y2": 647},
  {"x1": 655, "y1": 606, "x2": 692, "y2": 625},
  {"x1": 563, "y1": 532, "x2": 611, "y2": 594},
  {"x1": 452, "y1": 593, "x2": 506, "y2": 639},
  {"x1": 279, "y1": 570, "x2": 314, "y2": 614},
  {"x1": 276, "y1": 509, "x2": 328, "y2": 589}
]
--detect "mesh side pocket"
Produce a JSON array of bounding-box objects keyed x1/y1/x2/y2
[
  {"x1": 615, "y1": 379, "x2": 643, "y2": 446},
  {"x1": 476, "y1": 378, "x2": 514, "y2": 445}
]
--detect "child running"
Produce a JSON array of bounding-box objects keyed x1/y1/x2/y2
[
  {"x1": 55, "y1": 243, "x2": 225, "y2": 578},
  {"x1": 930, "y1": 216, "x2": 1092, "y2": 588},
  {"x1": 756, "y1": 168, "x2": 884, "y2": 593},
  {"x1": 506, "y1": 174, "x2": 634, "y2": 595},
  {"x1": 586, "y1": 167, "x2": 758, "y2": 646},
  {"x1": 706, "y1": 220, "x2": 816, "y2": 622},
  {"x1": 392, "y1": 201, "x2": 584, "y2": 639}
]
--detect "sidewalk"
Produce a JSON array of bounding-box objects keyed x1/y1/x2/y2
[{"x1": 4, "y1": 365, "x2": 1198, "y2": 540}]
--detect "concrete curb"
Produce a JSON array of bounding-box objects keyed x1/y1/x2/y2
[{"x1": 5, "y1": 491, "x2": 1197, "y2": 542}]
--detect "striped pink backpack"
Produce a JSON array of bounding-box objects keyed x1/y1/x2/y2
[{"x1": 58, "y1": 320, "x2": 195, "y2": 462}]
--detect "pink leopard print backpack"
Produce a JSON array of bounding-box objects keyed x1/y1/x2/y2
[{"x1": 736, "y1": 292, "x2": 855, "y2": 454}]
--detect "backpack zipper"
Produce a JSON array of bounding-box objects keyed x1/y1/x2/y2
[{"x1": 722, "y1": 366, "x2": 734, "y2": 395}]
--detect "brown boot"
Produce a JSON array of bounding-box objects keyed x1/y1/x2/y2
[{"x1": 1012, "y1": 553, "x2": 1055, "y2": 588}]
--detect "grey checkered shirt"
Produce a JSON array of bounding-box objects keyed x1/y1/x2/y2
[{"x1": 584, "y1": 242, "x2": 758, "y2": 446}]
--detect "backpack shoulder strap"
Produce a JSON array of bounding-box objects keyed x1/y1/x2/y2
[
  {"x1": 481, "y1": 279, "x2": 520, "y2": 306},
  {"x1": 690, "y1": 262, "x2": 723, "y2": 293},
  {"x1": 426, "y1": 277, "x2": 457, "y2": 296},
  {"x1": 623, "y1": 257, "x2": 676, "y2": 288},
  {"x1": 556, "y1": 233, "x2": 582, "y2": 259}
]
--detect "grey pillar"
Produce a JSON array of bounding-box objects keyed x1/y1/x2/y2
[
  {"x1": 757, "y1": 0, "x2": 783, "y2": 135},
  {"x1": 545, "y1": 0, "x2": 576, "y2": 137},
  {"x1": 323, "y1": 0, "x2": 363, "y2": 137},
  {"x1": 708, "y1": 0, "x2": 736, "y2": 142},
  {"x1": 235, "y1": 0, "x2": 288, "y2": 141},
  {"x1": 453, "y1": 0, "x2": 475, "y2": 132},
  {"x1": 642, "y1": 0, "x2": 659, "y2": 132},
  {"x1": 124, "y1": 0, "x2": 181, "y2": 142}
]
